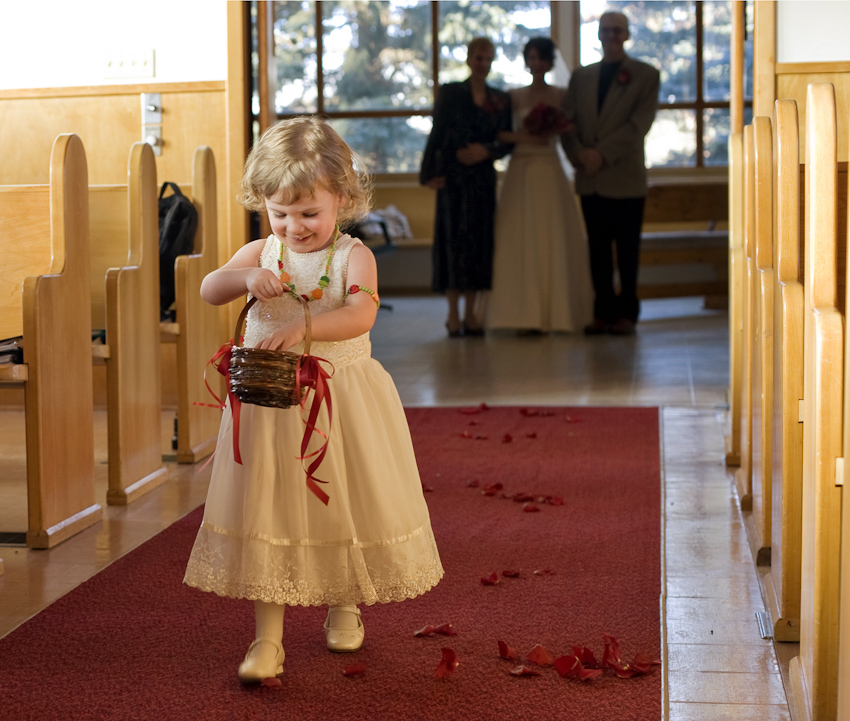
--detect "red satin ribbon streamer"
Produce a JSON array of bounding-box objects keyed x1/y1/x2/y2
[
  {"x1": 295, "y1": 354, "x2": 335, "y2": 505},
  {"x1": 197, "y1": 340, "x2": 245, "y2": 464}
]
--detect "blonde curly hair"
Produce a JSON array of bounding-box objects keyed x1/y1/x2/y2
[{"x1": 239, "y1": 116, "x2": 372, "y2": 225}]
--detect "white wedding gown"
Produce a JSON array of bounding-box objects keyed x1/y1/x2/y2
[{"x1": 487, "y1": 86, "x2": 593, "y2": 332}]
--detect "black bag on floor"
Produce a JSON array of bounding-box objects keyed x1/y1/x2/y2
[{"x1": 159, "y1": 182, "x2": 198, "y2": 321}]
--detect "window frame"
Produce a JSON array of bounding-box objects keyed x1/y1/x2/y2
[{"x1": 251, "y1": 0, "x2": 750, "y2": 173}]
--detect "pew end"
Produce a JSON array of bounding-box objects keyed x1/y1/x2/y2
[{"x1": 0, "y1": 134, "x2": 101, "y2": 548}]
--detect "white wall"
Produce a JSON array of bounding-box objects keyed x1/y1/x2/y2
[
  {"x1": 0, "y1": 0, "x2": 229, "y2": 90},
  {"x1": 777, "y1": 0, "x2": 850, "y2": 64}
]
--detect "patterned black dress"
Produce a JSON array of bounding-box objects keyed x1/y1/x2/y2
[{"x1": 420, "y1": 80, "x2": 512, "y2": 292}]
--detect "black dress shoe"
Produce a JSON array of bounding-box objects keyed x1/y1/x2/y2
[
  {"x1": 583, "y1": 319, "x2": 608, "y2": 336},
  {"x1": 446, "y1": 322, "x2": 463, "y2": 338},
  {"x1": 462, "y1": 323, "x2": 484, "y2": 337}
]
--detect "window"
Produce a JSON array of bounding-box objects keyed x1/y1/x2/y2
[
  {"x1": 252, "y1": 1, "x2": 552, "y2": 173},
  {"x1": 580, "y1": 0, "x2": 753, "y2": 168}
]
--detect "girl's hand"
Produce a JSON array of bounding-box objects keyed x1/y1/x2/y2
[
  {"x1": 246, "y1": 267, "x2": 285, "y2": 302},
  {"x1": 255, "y1": 319, "x2": 306, "y2": 351}
]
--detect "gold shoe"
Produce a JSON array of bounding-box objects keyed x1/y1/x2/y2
[
  {"x1": 237, "y1": 638, "x2": 285, "y2": 683},
  {"x1": 323, "y1": 607, "x2": 365, "y2": 652}
]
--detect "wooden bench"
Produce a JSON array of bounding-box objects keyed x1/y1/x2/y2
[
  {"x1": 89, "y1": 142, "x2": 167, "y2": 503},
  {"x1": 747, "y1": 115, "x2": 776, "y2": 567},
  {"x1": 788, "y1": 82, "x2": 844, "y2": 721},
  {"x1": 0, "y1": 134, "x2": 101, "y2": 548},
  {"x1": 763, "y1": 98, "x2": 804, "y2": 644},
  {"x1": 639, "y1": 178, "x2": 729, "y2": 304},
  {"x1": 159, "y1": 146, "x2": 222, "y2": 464}
]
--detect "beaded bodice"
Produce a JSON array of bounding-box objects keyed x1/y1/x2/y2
[{"x1": 243, "y1": 233, "x2": 371, "y2": 369}]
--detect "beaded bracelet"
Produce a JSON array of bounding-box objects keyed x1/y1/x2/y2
[{"x1": 346, "y1": 284, "x2": 380, "y2": 308}]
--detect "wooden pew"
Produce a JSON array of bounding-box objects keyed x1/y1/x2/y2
[
  {"x1": 639, "y1": 178, "x2": 729, "y2": 303},
  {"x1": 159, "y1": 146, "x2": 222, "y2": 464},
  {"x1": 0, "y1": 134, "x2": 101, "y2": 548},
  {"x1": 747, "y1": 115, "x2": 775, "y2": 565},
  {"x1": 789, "y1": 82, "x2": 844, "y2": 721},
  {"x1": 764, "y1": 98, "x2": 803, "y2": 643},
  {"x1": 727, "y1": 131, "x2": 745, "y2": 468},
  {"x1": 735, "y1": 124, "x2": 755, "y2": 511},
  {"x1": 89, "y1": 142, "x2": 167, "y2": 503}
]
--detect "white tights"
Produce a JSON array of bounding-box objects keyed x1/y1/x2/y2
[{"x1": 253, "y1": 600, "x2": 284, "y2": 642}]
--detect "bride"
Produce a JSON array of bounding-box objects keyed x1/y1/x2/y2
[{"x1": 486, "y1": 37, "x2": 593, "y2": 334}]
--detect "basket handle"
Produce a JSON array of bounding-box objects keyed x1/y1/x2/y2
[{"x1": 233, "y1": 294, "x2": 312, "y2": 354}]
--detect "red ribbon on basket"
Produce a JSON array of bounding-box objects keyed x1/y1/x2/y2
[
  {"x1": 197, "y1": 340, "x2": 245, "y2": 464},
  {"x1": 198, "y1": 341, "x2": 335, "y2": 505},
  {"x1": 295, "y1": 354, "x2": 335, "y2": 506}
]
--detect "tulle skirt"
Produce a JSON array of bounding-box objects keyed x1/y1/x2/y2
[{"x1": 184, "y1": 357, "x2": 444, "y2": 607}]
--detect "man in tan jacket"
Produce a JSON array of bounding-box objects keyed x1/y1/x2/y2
[{"x1": 562, "y1": 11, "x2": 660, "y2": 335}]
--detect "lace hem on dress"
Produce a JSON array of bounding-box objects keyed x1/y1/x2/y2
[{"x1": 184, "y1": 522, "x2": 445, "y2": 607}]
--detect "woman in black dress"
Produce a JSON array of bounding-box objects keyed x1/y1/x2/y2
[{"x1": 420, "y1": 37, "x2": 512, "y2": 337}]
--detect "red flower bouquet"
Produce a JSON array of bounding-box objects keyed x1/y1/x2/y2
[
  {"x1": 617, "y1": 68, "x2": 632, "y2": 85},
  {"x1": 523, "y1": 102, "x2": 574, "y2": 136}
]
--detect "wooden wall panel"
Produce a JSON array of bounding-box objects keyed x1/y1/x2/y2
[{"x1": 0, "y1": 83, "x2": 232, "y2": 268}]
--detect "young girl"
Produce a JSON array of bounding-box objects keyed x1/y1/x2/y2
[{"x1": 184, "y1": 117, "x2": 444, "y2": 683}]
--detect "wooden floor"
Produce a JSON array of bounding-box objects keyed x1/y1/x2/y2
[{"x1": 0, "y1": 295, "x2": 792, "y2": 720}]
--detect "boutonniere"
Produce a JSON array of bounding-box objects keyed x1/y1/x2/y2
[{"x1": 617, "y1": 68, "x2": 632, "y2": 85}]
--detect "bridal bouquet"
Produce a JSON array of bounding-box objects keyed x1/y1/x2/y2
[{"x1": 523, "y1": 103, "x2": 574, "y2": 136}]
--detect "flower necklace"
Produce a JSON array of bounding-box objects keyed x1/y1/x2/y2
[{"x1": 278, "y1": 226, "x2": 339, "y2": 302}]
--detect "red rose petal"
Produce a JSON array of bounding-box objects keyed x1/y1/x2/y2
[
  {"x1": 498, "y1": 640, "x2": 519, "y2": 661},
  {"x1": 526, "y1": 431, "x2": 538, "y2": 439},
  {"x1": 533, "y1": 569, "x2": 555, "y2": 575},
  {"x1": 509, "y1": 665, "x2": 541, "y2": 676},
  {"x1": 460, "y1": 430, "x2": 473, "y2": 438},
  {"x1": 632, "y1": 652, "x2": 662, "y2": 674},
  {"x1": 474, "y1": 434, "x2": 489, "y2": 440},
  {"x1": 501, "y1": 570, "x2": 521, "y2": 578},
  {"x1": 480, "y1": 572, "x2": 500, "y2": 586},
  {"x1": 512, "y1": 493, "x2": 535, "y2": 503},
  {"x1": 554, "y1": 654, "x2": 581, "y2": 678},
  {"x1": 414, "y1": 624, "x2": 436, "y2": 637},
  {"x1": 343, "y1": 662, "x2": 367, "y2": 676},
  {"x1": 479, "y1": 402, "x2": 490, "y2": 411},
  {"x1": 467, "y1": 479, "x2": 480, "y2": 488},
  {"x1": 519, "y1": 408, "x2": 537, "y2": 416},
  {"x1": 434, "y1": 648, "x2": 459, "y2": 678},
  {"x1": 434, "y1": 622, "x2": 458, "y2": 636},
  {"x1": 522, "y1": 503, "x2": 541, "y2": 512},
  {"x1": 481, "y1": 482, "x2": 503, "y2": 496},
  {"x1": 459, "y1": 408, "x2": 481, "y2": 415},
  {"x1": 547, "y1": 496, "x2": 565, "y2": 506},
  {"x1": 422, "y1": 485, "x2": 434, "y2": 492},
  {"x1": 580, "y1": 667, "x2": 605, "y2": 680},
  {"x1": 501, "y1": 433, "x2": 513, "y2": 443},
  {"x1": 572, "y1": 646, "x2": 599, "y2": 668},
  {"x1": 468, "y1": 420, "x2": 480, "y2": 426},
  {"x1": 527, "y1": 644, "x2": 556, "y2": 666},
  {"x1": 260, "y1": 676, "x2": 283, "y2": 687}
]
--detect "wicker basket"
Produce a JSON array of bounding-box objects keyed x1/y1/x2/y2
[{"x1": 228, "y1": 295, "x2": 312, "y2": 409}]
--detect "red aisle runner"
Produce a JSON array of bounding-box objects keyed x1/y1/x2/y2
[{"x1": 0, "y1": 406, "x2": 661, "y2": 721}]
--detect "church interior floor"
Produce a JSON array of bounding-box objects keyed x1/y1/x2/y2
[{"x1": 0, "y1": 295, "x2": 793, "y2": 720}]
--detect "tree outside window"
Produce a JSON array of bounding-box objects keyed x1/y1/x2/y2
[
  {"x1": 254, "y1": 1, "x2": 551, "y2": 173},
  {"x1": 253, "y1": 1, "x2": 751, "y2": 173}
]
